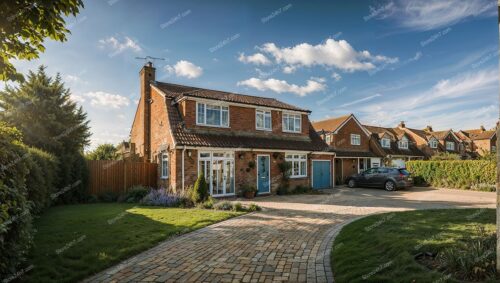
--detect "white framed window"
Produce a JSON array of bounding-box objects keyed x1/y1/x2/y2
[
  {"x1": 429, "y1": 139, "x2": 438, "y2": 148},
  {"x1": 256, "y1": 109, "x2": 272, "y2": 131},
  {"x1": 161, "y1": 152, "x2": 168, "y2": 179},
  {"x1": 381, "y1": 138, "x2": 391, "y2": 148},
  {"x1": 398, "y1": 137, "x2": 408, "y2": 149},
  {"x1": 282, "y1": 113, "x2": 301, "y2": 133},
  {"x1": 285, "y1": 153, "x2": 307, "y2": 178},
  {"x1": 325, "y1": 134, "x2": 331, "y2": 144},
  {"x1": 196, "y1": 102, "x2": 229, "y2": 127},
  {"x1": 492, "y1": 146, "x2": 496, "y2": 152},
  {"x1": 351, "y1": 134, "x2": 361, "y2": 145},
  {"x1": 446, "y1": 141, "x2": 455, "y2": 151}
]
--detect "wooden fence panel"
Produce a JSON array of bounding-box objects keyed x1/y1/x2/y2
[{"x1": 87, "y1": 160, "x2": 158, "y2": 195}]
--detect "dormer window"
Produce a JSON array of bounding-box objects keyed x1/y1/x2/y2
[
  {"x1": 196, "y1": 102, "x2": 229, "y2": 127},
  {"x1": 381, "y1": 138, "x2": 391, "y2": 148},
  {"x1": 398, "y1": 137, "x2": 408, "y2": 149},
  {"x1": 429, "y1": 139, "x2": 438, "y2": 148},
  {"x1": 325, "y1": 134, "x2": 331, "y2": 144},
  {"x1": 446, "y1": 141, "x2": 455, "y2": 151},
  {"x1": 256, "y1": 109, "x2": 272, "y2": 131},
  {"x1": 283, "y1": 113, "x2": 301, "y2": 133}
]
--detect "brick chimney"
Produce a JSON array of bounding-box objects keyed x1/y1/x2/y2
[
  {"x1": 425, "y1": 125, "x2": 433, "y2": 132},
  {"x1": 480, "y1": 125, "x2": 485, "y2": 132},
  {"x1": 398, "y1": 121, "x2": 406, "y2": 128},
  {"x1": 140, "y1": 62, "x2": 156, "y2": 162}
]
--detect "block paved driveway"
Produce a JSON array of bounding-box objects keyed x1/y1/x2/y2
[{"x1": 85, "y1": 187, "x2": 495, "y2": 283}]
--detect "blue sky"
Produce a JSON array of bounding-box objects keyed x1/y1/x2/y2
[{"x1": 4, "y1": 0, "x2": 499, "y2": 149}]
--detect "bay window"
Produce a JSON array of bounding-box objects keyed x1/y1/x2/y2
[
  {"x1": 282, "y1": 113, "x2": 301, "y2": 133},
  {"x1": 256, "y1": 110, "x2": 272, "y2": 130},
  {"x1": 196, "y1": 102, "x2": 229, "y2": 127},
  {"x1": 285, "y1": 153, "x2": 307, "y2": 178}
]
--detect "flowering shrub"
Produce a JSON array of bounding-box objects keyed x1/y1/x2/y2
[{"x1": 140, "y1": 188, "x2": 189, "y2": 207}]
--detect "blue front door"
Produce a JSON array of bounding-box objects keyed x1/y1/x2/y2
[
  {"x1": 313, "y1": 161, "x2": 331, "y2": 189},
  {"x1": 257, "y1": 155, "x2": 270, "y2": 194}
]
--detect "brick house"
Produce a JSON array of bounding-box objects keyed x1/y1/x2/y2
[
  {"x1": 456, "y1": 126, "x2": 497, "y2": 156},
  {"x1": 129, "y1": 63, "x2": 334, "y2": 196},
  {"x1": 363, "y1": 122, "x2": 425, "y2": 168},
  {"x1": 312, "y1": 114, "x2": 379, "y2": 184},
  {"x1": 400, "y1": 124, "x2": 462, "y2": 158}
]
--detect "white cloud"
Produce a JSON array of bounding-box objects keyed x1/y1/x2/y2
[
  {"x1": 238, "y1": 53, "x2": 271, "y2": 65},
  {"x1": 340, "y1": 94, "x2": 381, "y2": 107},
  {"x1": 69, "y1": 94, "x2": 86, "y2": 104},
  {"x1": 379, "y1": 0, "x2": 496, "y2": 31},
  {"x1": 98, "y1": 36, "x2": 142, "y2": 55},
  {"x1": 282, "y1": 65, "x2": 297, "y2": 74},
  {"x1": 257, "y1": 39, "x2": 398, "y2": 72},
  {"x1": 84, "y1": 91, "x2": 130, "y2": 109},
  {"x1": 237, "y1": 77, "x2": 326, "y2": 97},
  {"x1": 164, "y1": 60, "x2": 203, "y2": 79},
  {"x1": 65, "y1": 75, "x2": 82, "y2": 83},
  {"x1": 355, "y1": 68, "x2": 498, "y2": 128},
  {"x1": 331, "y1": 72, "x2": 342, "y2": 82}
]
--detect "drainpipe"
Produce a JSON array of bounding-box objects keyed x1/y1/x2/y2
[{"x1": 182, "y1": 146, "x2": 186, "y2": 192}]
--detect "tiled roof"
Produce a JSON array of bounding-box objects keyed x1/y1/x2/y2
[
  {"x1": 431, "y1": 130, "x2": 453, "y2": 140},
  {"x1": 155, "y1": 81, "x2": 310, "y2": 113},
  {"x1": 164, "y1": 97, "x2": 329, "y2": 152},
  {"x1": 364, "y1": 125, "x2": 426, "y2": 157},
  {"x1": 311, "y1": 115, "x2": 351, "y2": 133},
  {"x1": 460, "y1": 129, "x2": 496, "y2": 140}
]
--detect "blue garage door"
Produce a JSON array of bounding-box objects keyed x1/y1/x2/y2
[{"x1": 312, "y1": 161, "x2": 331, "y2": 189}]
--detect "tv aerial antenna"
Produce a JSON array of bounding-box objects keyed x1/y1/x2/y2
[{"x1": 135, "y1": 56, "x2": 166, "y2": 65}]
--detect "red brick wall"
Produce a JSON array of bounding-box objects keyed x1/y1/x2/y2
[
  {"x1": 474, "y1": 138, "x2": 494, "y2": 155},
  {"x1": 331, "y1": 118, "x2": 370, "y2": 151},
  {"x1": 180, "y1": 99, "x2": 309, "y2": 136}
]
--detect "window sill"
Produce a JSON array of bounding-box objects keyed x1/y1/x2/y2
[
  {"x1": 289, "y1": 175, "x2": 307, "y2": 179},
  {"x1": 196, "y1": 123, "x2": 230, "y2": 129},
  {"x1": 256, "y1": 128, "x2": 272, "y2": 131},
  {"x1": 283, "y1": 130, "x2": 302, "y2": 134},
  {"x1": 160, "y1": 176, "x2": 169, "y2": 180}
]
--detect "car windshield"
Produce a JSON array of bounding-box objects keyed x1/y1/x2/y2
[{"x1": 399, "y1": 169, "x2": 410, "y2": 175}]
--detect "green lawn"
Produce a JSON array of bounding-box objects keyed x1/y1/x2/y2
[
  {"x1": 332, "y1": 209, "x2": 496, "y2": 283},
  {"x1": 22, "y1": 203, "x2": 243, "y2": 283}
]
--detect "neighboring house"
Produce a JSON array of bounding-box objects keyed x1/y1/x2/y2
[
  {"x1": 129, "y1": 63, "x2": 334, "y2": 196},
  {"x1": 401, "y1": 124, "x2": 462, "y2": 158},
  {"x1": 312, "y1": 114, "x2": 379, "y2": 184},
  {"x1": 364, "y1": 122, "x2": 426, "y2": 168},
  {"x1": 457, "y1": 126, "x2": 497, "y2": 156}
]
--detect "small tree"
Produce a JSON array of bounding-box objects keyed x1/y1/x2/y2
[
  {"x1": 191, "y1": 173, "x2": 209, "y2": 204},
  {"x1": 86, "y1": 143, "x2": 118, "y2": 160}
]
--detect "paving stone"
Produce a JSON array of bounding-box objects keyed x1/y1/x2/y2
[{"x1": 84, "y1": 187, "x2": 494, "y2": 283}]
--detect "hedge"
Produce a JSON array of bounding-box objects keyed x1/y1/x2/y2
[
  {"x1": 24, "y1": 147, "x2": 58, "y2": 214},
  {"x1": 0, "y1": 123, "x2": 33, "y2": 278},
  {"x1": 406, "y1": 160, "x2": 496, "y2": 191}
]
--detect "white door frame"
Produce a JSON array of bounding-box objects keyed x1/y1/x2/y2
[
  {"x1": 311, "y1": 159, "x2": 332, "y2": 189},
  {"x1": 256, "y1": 154, "x2": 271, "y2": 194}
]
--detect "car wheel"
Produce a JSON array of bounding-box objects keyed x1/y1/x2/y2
[
  {"x1": 348, "y1": 179, "x2": 356, "y2": 188},
  {"x1": 384, "y1": 180, "x2": 396, "y2": 191}
]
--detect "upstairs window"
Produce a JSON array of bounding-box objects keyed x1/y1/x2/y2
[
  {"x1": 325, "y1": 134, "x2": 331, "y2": 144},
  {"x1": 161, "y1": 152, "x2": 168, "y2": 179},
  {"x1": 196, "y1": 102, "x2": 229, "y2": 127},
  {"x1": 256, "y1": 110, "x2": 272, "y2": 130},
  {"x1": 398, "y1": 137, "x2": 408, "y2": 149},
  {"x1": 351, "y1": 134, "x2": 361, "y2": 145},
  {"x1": 283, "y1": 113, "x2": 301, "y2": 133},
  {"x1": 429, "y1": 139, "x2": 438, "y2": 148},
  {"x1": 285, "y1": 154, "x2": 307, "y2": 178},
  {"x1": 492, "y1": 145, "x2": 497, "y2": 152},
  {"x1": 446, "y1": 141, "x2": 455, "y2": 151},
  {"x1": 381, "y1": 138, "x2": 391, "y2": 148}
]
